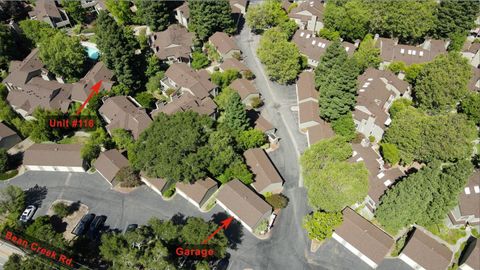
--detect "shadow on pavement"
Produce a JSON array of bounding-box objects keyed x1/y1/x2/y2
[
  {"x1": 24, "y1": 185, "x2": 47, "y2": 208},
  {"x1": 211, "y1": 212, "x2": 243, "y2": 250},
  {"x1": 50, "y1": 215, "x2": 67, "y2": 233},
  {"x1": 171, "y1": 213, "x2": 187, "y2": 226}
]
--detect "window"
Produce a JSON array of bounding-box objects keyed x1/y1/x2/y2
[
  {"x1": 465, "y1": 187, "x2": 471, "y2": 194},
  {"x1": 474, "y1": 186, "x2": 480, "y2": 193},
  {"x1": 412, "y1": 50, "x2": 416, "y2": 55},
  {"x1": 407, "y1": 50, "x2": 412, "y2": 55},
  {"x1": 400, "y1": 48, "x2": 405, "y2": 54}
]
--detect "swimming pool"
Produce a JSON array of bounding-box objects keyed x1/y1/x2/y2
[{"x1": 81, "y1": 42, "x2": 100, "y2": 60}]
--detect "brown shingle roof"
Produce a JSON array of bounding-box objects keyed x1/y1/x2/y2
[
  {"x1": 219, "y1": 58, "x2": 250, "y2": 72},
  {"x1": 28, "y1": 0, "x2": 62, "y2": 21},
  {"x1": 230, "y1": 78, "x2": 258, "y2": 100},
  {"x1": 72, "y1": 62, "x2": 114, "y2": 102},
  {"x1": 254, "y1": 115, "x2": 274, "y2": 133},
  {"x1": 165, "y1": 63, "x2": 217, "y2": 99},
  {"x1": 298, "y1": 100, "x2": 321, "y2": 125},
  {"x1": 458, "y1": 170, "x2": 480, "y2": 219},
  {"x1": 376, "y1": 38, "x2": 447, "y2": 65},
  {"x1": 462, "y1": 238, "x2": 479, "y2": 269},
  {"x1": 469, "y1": 68, "x2": 480, "y2": 92},
  {"x1": 335, "y1": 207, "x2": 394, "y2": 265},
  {"x1": 216, "y1": 179, "x2": 272, "y2": 230},
  {"x1": 150, "y1": 24, "x2": 194, "y2": 60},
  {"x1": 94, "y1": 149, "x2": 129, "y2": 183},
  {"x1": 0, "y1": 122, "x2": 17, "y2": 139},
  {"x1": 288, "y1": 0, "x2": 324, "y2": 22},
  {"x1": 208, "y1": 32, "x2": 240, "y2": 55},
  {"x1": 175, "y1": 177, "x2": 218, "y2": 205},
  {"x1": 140, "y1": 172, "x2": 168, "y2": 192},
  {"x1": 402, "y1": 228, "x2": 453, "y2": 270},
  {"x1": 306, "y1": 120, "x2": 334, "y2": 146},
  {"x1": 244, "y1": 148, "x2": 283, "y2": 193},
  {"x1": 292, "y1": 30, "x2": 355, "y2": 62},
  {"x1": 151, "y1": 93, "x2": 216, "y2": 118},
  {"x1": 99, "y1": 96, "x2": 152, "y2": 139},
  {"x1": 24, "y1": 144, "x2": 83, "y2": 167},
  {"x1": 297, "y1": 71, "x2": 317, "y2": 102}
]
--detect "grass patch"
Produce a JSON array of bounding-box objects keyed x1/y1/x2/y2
[
  {"x1": 58, "y1": 136, "x2": 89, "y2": 145},
  {"x1": 425, "y1": 223, "x2": 466, "y2": 245},
  {"x1": 471, "y1": 228, "x2": 479, "y2": 239},
  {"x1": 391, "y1": 233, "x2": 408, "y2": 257},
  {"x1": 0, "y1": 170, "x2": 18, "y2": 180}
]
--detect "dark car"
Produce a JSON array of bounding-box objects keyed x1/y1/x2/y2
[
  {"x1": 72, "y1": 213, "x2": 95, "y2": 236},
  {"x1": 124, "y1": 224, "x2": 138, "y2": 233},
  {"x1": 87, "y1": 215, "x2": 107, "y2": 239}
]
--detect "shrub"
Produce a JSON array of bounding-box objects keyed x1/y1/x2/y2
[
  {"x1": 254, "y1": 219, "x2": 269, "y2": 234},
  {"x1": 52, "y1": 202, "x2": 70, "y2": 218},
  {"x1": 0, "y1": 149, "x2": 8, "y2": 173},
  {"x1": 135, "y1": 92, "x2": 155, "y2": 109},
  {"x1": 303, "y1": 211, "x2": 343, "y2": 241},
  {"x1": 162, "y1": 184, "x2": 175, "y2": 198},
  {"x1": 165, "y1": 88, "x2": 176, "y2": 96},
  {"x1": 369, "y1": 135, "x2": 375, "y2": 142},
  {"x1": 381, "y1": 143, "x2": 400, "y2": 165},
  {"x1": 243, "y1": 70, "x2": 255, "y2": 80},
  {"x1": 331, "y1": 114, "x2": 356, "y2": 141},
  {"x1": 250, "y1": 96, "x2": 263, "y2": 108},
  {"x1": 265, "y1": 194, "x2": 289, "y2": 209},
  {"x1": 191, "y1": 51, "x2": 210, "y2": 70},
  {"x1": 232, "y1": 51, "x2": 242, "y2": 60},
  {"x1": 391, "y1": 233, "x2": 408, "y2": 257},
  {"x1": 115, "y1": 166, "x2": 141, "y2": 187}
]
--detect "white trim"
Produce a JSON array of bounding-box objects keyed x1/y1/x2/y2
[
  {"x1": 399, "y1": 253, "x2": 425, "y2": 270},
  {"x1": 332, "y1": 232, "x2": 379, "y2": 268}
]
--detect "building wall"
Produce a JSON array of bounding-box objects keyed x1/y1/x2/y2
[
  {"x1": 332, "y1": 232, "x2": 379, "y2": 269},
  {"x1": 254, "y1": 182, "x2": 283, "y2": 195},
  {"x1": 176, "y1": 189, "x2": 201, "y2": 209},
  {"x1": 199, "y1": 186, "x2": 218, "y2": 207},
  {"x1": 140, "y1": 176, "x2": 166, "y2": 197},
  {"x1": 175, "y1": 11, "x2": 188, "y2": 28}
]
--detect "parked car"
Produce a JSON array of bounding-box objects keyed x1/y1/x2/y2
[
  {"x1": 72, "y1": 213, "x2": 95, "y2": 236},
  {"x1": 124, "y1": 224, "x2": 138, "y2": 233},
  {"x1": 87, "y1": 215, "x2": 107, "y2": 239},
  {"x1": 19, "y1": 205, "x2": 36, "y2": 222}
]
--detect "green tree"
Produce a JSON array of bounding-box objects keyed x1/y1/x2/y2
[
  {"x1": 304, "y1": 161, "x2": 368, "y2": 211},
  {"x1": 433, "y1": 0, "x2": 480, "y2": 39},
  {"x1": 145, "y1": 55, "x2": 163, "y2": 78},
  {"x1": 214, "y1": 86, "x2": 235, "y2": 109},
  {"x1": 303, "y1": 211, "x2": 343, "y2": 241},
  {"x1": 0, "y1": 25, "x2": 18, "y2": 70},
  {"x1": 111, "y1": 128, "x2": 134, "y2": 150},
  {"x1": 135, "y1": 0, "x2": 170, "y2": 31},
  {"x1": 180, "y1": 217, "x2": 228, "y2": 258},
  {"x1": 105, "y1": 0, "x2": 133, "y2": 24},
  {"x1": 29, "y1": 109, "x2": 64, "y2": 143},
  {"x1": 188, "y1": 0, "x2": 234, "y2": 40},
  {"x1": 315, "y1": 41, "x2": 359, "y2": 121},
  {"x1": 353, "y1": 34, "x2": 381, "y2": 72},
  {"x1": 19, "y1": 20, "x2": 57, "y2": 45},
  {"x1": 61, "y1": 0, "x2": 86, "y2": 24},
  {"x1": 236, "y1": 129, "x2": 267, "y2": 150},
  {"x1": 277, "y1": 19, "x2": 298, "y2": 39},
  {"x1": 4, "y1": 254, "x2": 56, "y2": 270},
  {"x1": 148, "y1": 218, "x2": 179, "y2": 243},
  {"x1": 388, "y1": 98, "x2": 412, "y2": 118},
  {"x1": 323, "y1": 0, "x2": 370, "y2": 41},
  {"x1": 414, "y1": 53, "x2": 471, "y2": 113},
  {"x1": 39, "y1": 32, "x2": 86, "y2": 81},
  {"x1": 368, "y1": 0, "x2": 436, "y2": 42},
  {"x1": 318, "y1": 28, "x2": 341, "y2": 41},
  {"x1": 459, "y1": 92, "x2": 480, "y2": 126},
  {"x1": 331, "y1": 114, "x2": 356, "y2": 141},
  {"x1": 211, "y1": 69, "x2": 240, "y2": 88},
  {"x1": 246, "y1": 0, "x2": 288, "y2": 33},
  {"x1": 135, "y1": 92, "x2": 156, "y2": 109},
  {"x1": 146, "y1": 72, "x2": 164, "y2": 93},
  {"x1": 385, "y1": 106, "x2": 476, "y2": 164},
  {"x1": 52, "y1": 202, "x2": 71, "y2": 218},
  {"x1": 257, "y1": 28, "x2": 301, "y2": 84},
  {"x1": 376, "y1": 161, "x2": 473, "y2": 233},
  {"x1": 380, "y1": 143, "x2": 400, "y2": 165},
  {"x1": 96, "y1": 11, "x2": 140, "y2": 90},
  {"x1": 0, "y1": 1, "x2": 25, "y2": 21},
  {"x1": 218, "y1": 158, "x2": 253, "y2": 185},
  {"x1": 0, "y1": 185, "x2": 25, "y2": 217},
  {"x1": 26, "y1": 216, "x2": 67, "y2": 248},
  {"x1": 265, "y1": 194, "x2": 289, "y2": 209},
  {"x1": 205, "y1": 130, "x2": 238, "y2": 177},
  {"x1": 300, "y1": 136, "x2": 352, "y2": 172},
  {"x1": 81, "y1": 142, "x2": 101, "y2": 166},
  {"x1": 132, "y1": 111, "x2": 213, "y2": 183},
  {"x1": 222, "y1": 92, "x2": 249, "y2": 134},
  {"x1": 0, "y1": 148, "x2": 7, "y2": 173},
  {"x1": 191, "y1": 51, "x2": 211, "y2": 70}
]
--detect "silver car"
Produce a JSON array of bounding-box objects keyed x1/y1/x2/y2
[{"x1": 19, "y1": 205, "x2": 36, "y2": 222}]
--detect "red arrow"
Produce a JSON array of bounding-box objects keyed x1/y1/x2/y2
[
  {"x1": 202, "y1": 217, "x2": 233, "y2": 244},
  {"x1": 76, "y1": 80, "x2": 103, "y2": 115}
]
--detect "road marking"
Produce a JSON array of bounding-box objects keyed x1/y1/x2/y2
[{"x1": 57, "y1": 173, "x2": 72, "y2": 199}]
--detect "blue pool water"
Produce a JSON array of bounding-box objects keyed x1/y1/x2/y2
[{"x1": 84, "y1": 46, "x2": 100, "y2": 60}]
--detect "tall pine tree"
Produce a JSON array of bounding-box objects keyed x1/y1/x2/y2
[
  {"x1": 95, "y1": 11, "x2": 140, "y2": 90},
  {"x1": 188, "y1": 0, "x2": 235, "y2": 40},
  {"x1": 315, "y1": 41, "x2": 359, "y2": 121},
  {"x1": 135, "y1": 0, "x2": 171, "y2": 32},
  {"x1": 222, "y1": 92, "x2": 249, "y2": 134},
  {"x1": 434, "y1": 0, "x2": 480, "y2": 38}
]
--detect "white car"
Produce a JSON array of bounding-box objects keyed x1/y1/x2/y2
[{"x1": 19, "y1": 205, "x2": 36, "y2": 222}]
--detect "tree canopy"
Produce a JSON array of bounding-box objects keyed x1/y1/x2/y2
[
  {"x1": 384, "y1": 106, "x2": 476, "y2": 164},
  {"x1": 323, "y1": 0, "x2": 370, "y2": 41},
  {"x1": 135, "y1": 0, "x2": 171, "y2": 32},
  {"x1": 188, "y1": 0, "x2": 235, "y2": 40},
  {"x1": 257, "y1": 28, "x2": 302, "y2": 84},
  {"x1": 95, "y1": 11, "x2": 140, "y2": 90},
  {"x1": 0, "y1": 25, "x2": 20, "y2": 70},
  {"x1": 315, "y1": 41, "x2": 359, "y2": 121},
  {"x1": 39, "y1": 32, "x2": 86, "y2": 81},
  {"x1": 301, "y1": 136, "x2": 352, "y2": 172},
  {"x1": 353, "y1": 34, "x2": 381, "y2": 72},
  {"x1": 459, "y1": 92, "x2": 480, "y2": 126},
  {"x1": 414, "y1": 53, "x2": 471, "y2": 113},
  {"x1": 433, "y1": 0, "x2": 480, "y2": 39},
  {"x1": 246, "y1": 0, "x2": 289, "y2": 33},
  {"x1": 303, "y1": 211, "x2": 343, "y2": 241},
  {"x1": 376, "y1": 161, "x2": 474, "y2": 233}
]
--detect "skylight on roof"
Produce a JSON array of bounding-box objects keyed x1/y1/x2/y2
[
  {"x1": 368, "y1": 78, "x2": 373, "y2": 81},
  {"x1": 419, "y1": 51, "x2": 424, "y2": 56},
  {"x1": 321, "y1": 43, "x2": 326, "y2": 48},
  {"x1": 306, "y1": 34, "x2": 311, "y2": 38},
  {"x1": 400, "y1": 48, "x2": 405, "y2": 54},
  {"x1": 352, "y1": 151, "x2": 358, "y2": 156},
  {"x1": 363, "y1": 82, "x2": 370, "y2": 87},
  {"x1": 407, "y1": 50, "x2": 412, "y2": 55},
  {"x1": 377, "y1": 172, "x2": 385, "y2": 179},
  {"x1": 300, "y1": 32, "x2": 305, "y2": 37},
  {"x1": 356, "y1": 157, "x2": 363, "y2": 162},
  {"x1": 312, "y1": 40, "x2": 316, "y2": 45},
  {"x1": 474, "y1": 186, "x2": 480, "y2": 193},
  {"x1": 412, "y1": 50, "x2": 416, "y2": 55},
  {"x1": 465, "y1": 187, "x2": 471, "y2": 194},
  {"x1": 384, "y1": 179, "x2": 392, "y2": 186},
  {"x1": 317, "y1": 42, "x2": 322, "y2": 47},
  {"x1": 345, "y1": 47, "x2": 350, "y2": 52}
]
